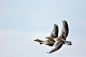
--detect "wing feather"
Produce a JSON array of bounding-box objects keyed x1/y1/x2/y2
[
  {"x1": 50, "y1": 24, "x2": 59, "y2": 38},
  {"x1": 48, "y1": 41, "x2": 63, "y2": 54},
  {"x1": 59, "y1": 20, "x2": 69, "y2": 38}
]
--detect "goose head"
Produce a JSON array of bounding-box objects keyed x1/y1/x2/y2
[{"x1": 34, "y1": 39, "x2": 41, "y2": 42}]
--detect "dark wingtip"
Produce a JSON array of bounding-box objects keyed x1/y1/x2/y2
[
  {"x1": 62, "y1": 20, "x2": 67, "y2": 23},
  {"x1": 47, "y1": 52, "x2": 50, "y2": 54},
  {"x1": 69, "y1": 41, "x2": 72, "y2": 45},
  {"x1": 54, "y1": 24, "x2": 56, "y2": 25},
  {"x1": 54, "y1": 24, "x2": 58, "y2": 27}
]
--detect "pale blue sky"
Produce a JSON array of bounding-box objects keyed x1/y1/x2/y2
[{"x1": 0, "y1": 0, "x2": 86, "y2": 57}]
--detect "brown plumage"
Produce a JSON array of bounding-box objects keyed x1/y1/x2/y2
[
  {"x1": 34, "y1": 39, "x2": 55, "y2": 47},
  {"x1": 34, "y1": 24, "x2": 59, "y2": 47},
  {"x1": 50, "y1": 24, "x2": 59, "y2": 38},
  {"x1": 46, "y1": 20, "x2": 72, "y2": 54}
]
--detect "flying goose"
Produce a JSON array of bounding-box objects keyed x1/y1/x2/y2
[
  {"x1": 46, "y1": 20, "x2": 72, "y2": 54},
  {"x1": 34, "y1": 24, "x2": 59, "y2": 47},
  {"x1": 34, "y1": 39, "x2": 54, "y2": 46}
]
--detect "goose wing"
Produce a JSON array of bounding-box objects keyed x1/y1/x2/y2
[
  {"x1": 47, "y1": 41, "x2": 63, "y2": 54},
  {"x1": 50, "y1": 24, "x2": 59, "y2": 38},
  {"x1": 60, "y1": 20, "x2": 69, "y2": 38}
]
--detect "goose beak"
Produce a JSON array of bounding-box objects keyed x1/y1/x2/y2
[
  {"x1": 46, "y1": 37, "x2": 48, "y2": 38},
  {"x1": 46, "y1": 37, "x2": 49, "y2": 39},
  {"x1": 34, "y1": 40, "x2": 36, "y2": 41}
]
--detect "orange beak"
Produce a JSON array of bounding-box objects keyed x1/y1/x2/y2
[
  {"x1": 34, "y1": 40, "x2": 36, "y2": 41},
  {"x1": 46, "y1": 37, "x2": 48, "y2": 38}
]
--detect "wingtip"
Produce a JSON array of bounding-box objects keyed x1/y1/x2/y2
[
  {"x1": 54, "y1": 24, "x2": 56, "y2": 26},
  {"x1": 47, "y1": 52, "x2": 50, "y2": 54},
  {"x1": 54, "y1": 24, "x2": 58, "y2": 27},
  {"x1": 62, "y1": 20, "x2": 67, "y2": 22}
]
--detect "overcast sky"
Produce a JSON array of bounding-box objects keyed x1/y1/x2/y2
[{"x1": 0, "y1": 0, "x2": 86, "y2": 57}]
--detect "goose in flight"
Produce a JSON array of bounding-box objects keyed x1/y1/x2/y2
[
  {"x1": 34, "y1": 24, "x2": 59, "y2": 47},
  {"x1": 34, "y1": 39, "x2": 54, "y2": 47},
  {"x1": 46, "y1": 20, "x2": 72, "y2": 54}
]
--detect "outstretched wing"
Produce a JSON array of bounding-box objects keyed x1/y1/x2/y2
[
  {"x1": 60, "y1": 20, "x2": 69, "y2": 38},
  {"x1": 47, "y1": 41, "x2": 63, "y2": 54},
  {"x1": 50, "y1": 24, "x2": 59, "y2": 38}
]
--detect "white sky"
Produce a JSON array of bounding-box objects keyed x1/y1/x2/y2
[{"x1": 0, "y1": 0, "x2": 86, "y2": 57}]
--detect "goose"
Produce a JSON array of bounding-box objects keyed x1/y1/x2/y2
[
  {"x1": 46, "y1": 20, "x2": 72, "y2": 54},
  {"x1": 34, "y1": 39, "x2": 54, "y2": 47},
  {"x1": 34, "y1": 24, "x2": 59, "y2": 47}
]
